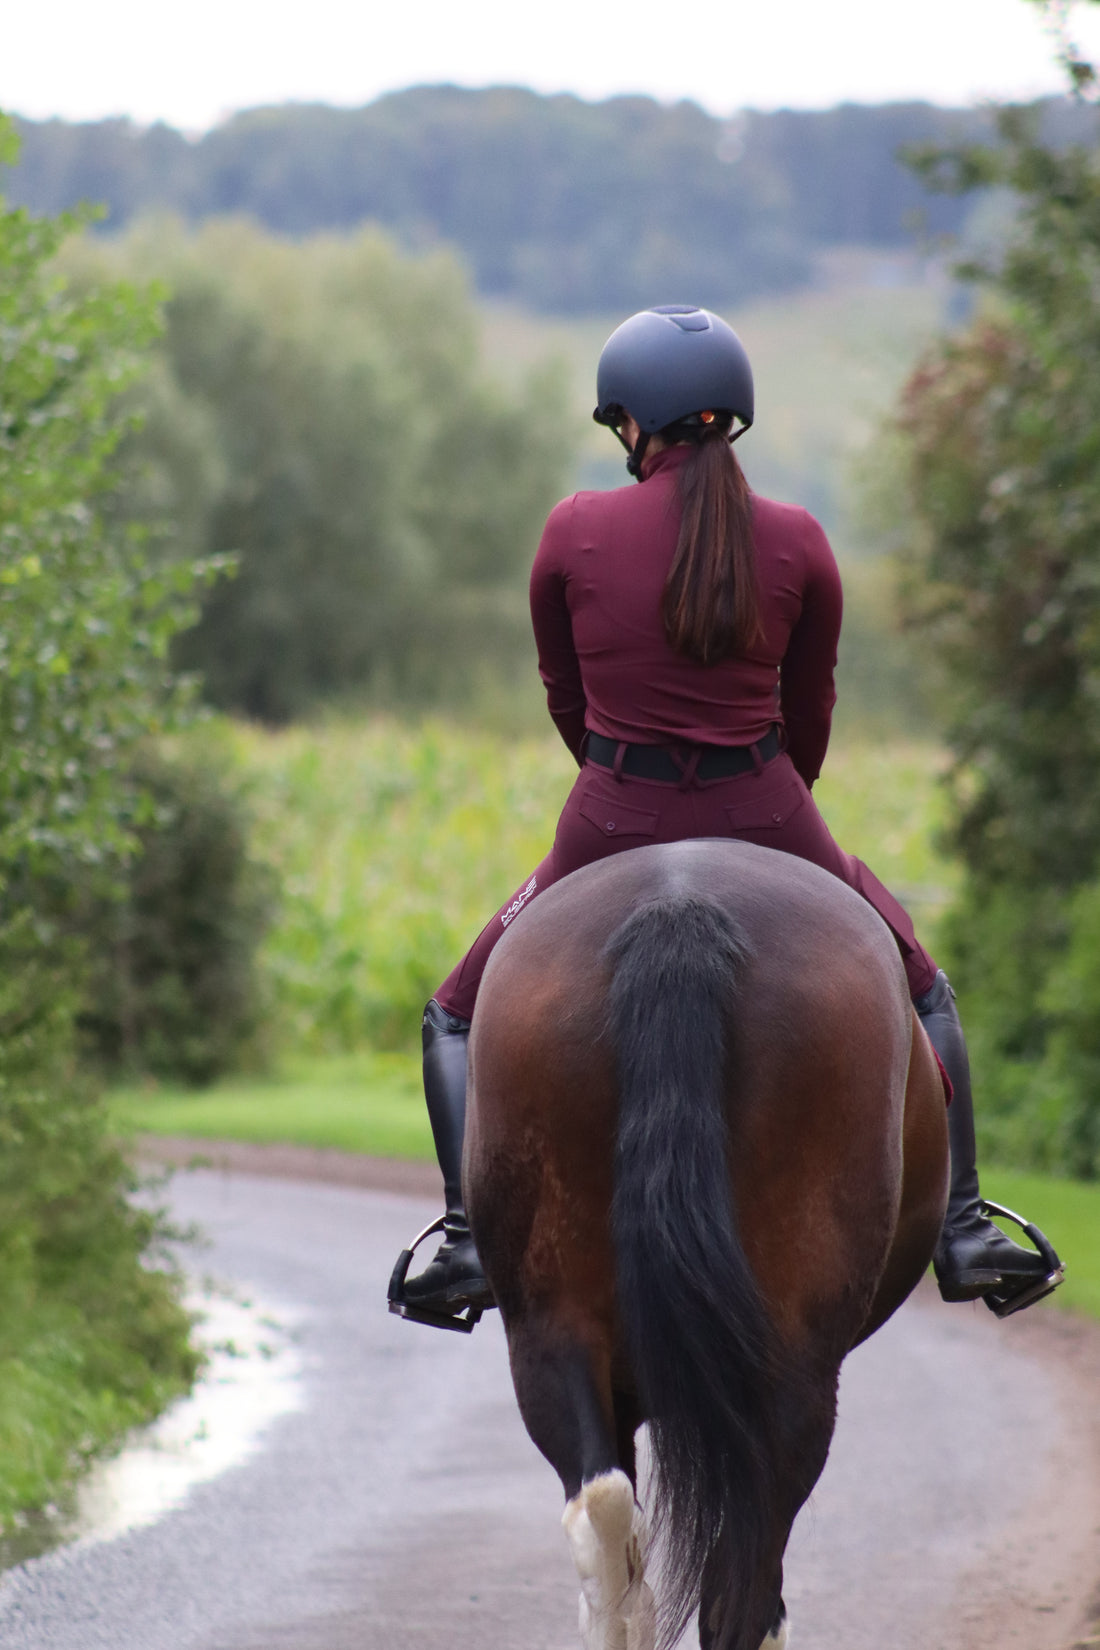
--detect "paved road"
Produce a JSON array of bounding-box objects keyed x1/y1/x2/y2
[{"x1": 0, "y1": 1171, "x2": 1094, "y2": 1650}]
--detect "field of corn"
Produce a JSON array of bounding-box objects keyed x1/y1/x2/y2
[{"x1": 218, "y1": 716, "x2": 959, "y2": 1057}]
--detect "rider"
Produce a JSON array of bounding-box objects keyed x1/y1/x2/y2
[{"x1": 394, "y1": 304, "x2": 1063, "y2": 1325}]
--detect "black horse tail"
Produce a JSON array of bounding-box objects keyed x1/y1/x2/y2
[{"x1": 606, "y1": 894, "x2": 783, "y2": 1650}]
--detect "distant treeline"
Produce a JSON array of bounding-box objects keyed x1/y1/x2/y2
[{"x1": 5, "y1": 88, "x2": 1093, "y2": 313}]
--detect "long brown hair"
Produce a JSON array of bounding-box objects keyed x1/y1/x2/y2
[{"x1": 661, "y1": 424, "x2": 760, "y2": 664}]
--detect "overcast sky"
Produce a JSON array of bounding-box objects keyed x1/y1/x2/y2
[{"x1": 4, "y1": 0, "x2": 1099, "y2": 130}]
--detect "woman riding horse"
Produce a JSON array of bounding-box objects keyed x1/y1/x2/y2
[{"x1": 394, "y1": 303, "x2": 1061, "y2": 1322}]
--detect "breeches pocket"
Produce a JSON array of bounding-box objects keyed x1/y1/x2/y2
[
  {"x1": 577, "y1": 779, "x2": 660, "y2": 840},
  {"x1": 722, "y1": 775, "x2": 807, "y2": 835}
]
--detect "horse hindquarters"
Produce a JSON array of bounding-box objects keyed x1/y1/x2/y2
[
  {"x1": 854, "y1": 1007, "x2": 950, "y2": 1346},
  {"x1": 466, "y1": 841, "x2": 924, "y2": 1650}
]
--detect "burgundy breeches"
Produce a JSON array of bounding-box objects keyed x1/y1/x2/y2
[{"x1": 434, "y1": 750, "x2": 938, "y2": 1022}]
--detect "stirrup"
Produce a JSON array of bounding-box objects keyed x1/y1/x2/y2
[
  {"x1": 387, "y1": 1215, "x2": 487, "y2": 1334},
  {"x1": 979, "y1": 1199, "x2": 1066, "y2": 1319}
]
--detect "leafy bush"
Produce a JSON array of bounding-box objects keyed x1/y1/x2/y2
[
  {"x1": 78, "y1": 745, "x2": 277, "y2": 1085},
  {"x1": 934, "y1": 871, "x2": 1100, "y2": 1182},
  {"x1": 895, "y1": 57, "x2": 1100, "y2": 1173},
  {"x1": 0, "y1": 113, "x2": 204, "y2": 1526}
]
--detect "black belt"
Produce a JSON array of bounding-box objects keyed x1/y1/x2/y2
[{"x1": 585, "y1": 726, "x2": 782, "y2": 783}]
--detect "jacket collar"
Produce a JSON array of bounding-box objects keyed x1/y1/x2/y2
[{"x1": 640, "y1": 443, "x2": 693, "y2": 482}]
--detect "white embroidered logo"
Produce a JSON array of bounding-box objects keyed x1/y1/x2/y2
[{"x1": 501, "y1": 875, "x2": 538, "y2": 928}]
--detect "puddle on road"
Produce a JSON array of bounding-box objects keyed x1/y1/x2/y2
[{"x1": 0, "y1": 1283, "x2": 305, "y2": 1570}]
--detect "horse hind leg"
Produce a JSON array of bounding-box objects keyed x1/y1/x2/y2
[
  {"x1": 699, "y1": 1547, "x2": 788, "y2": 1650},
  {"x1": 698, "y1": 1596, "x2": 788, "y2": 1650},
  {"x1": 506, "y1": 1323, "x2": 654, "y2": 1650},
  {"x1": 562, "y1": 1469, "x2": 656, "y2": 1650},
  {"x1": 761, "y1": 1600, "x2": 789, "y2": 1649}
]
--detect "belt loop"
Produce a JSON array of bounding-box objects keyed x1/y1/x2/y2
[
  {"x1": 677, "y1": 746, "x2": 702, "y2": 790},
  {"x1": 612, "y1": 741, "x2": 627, "y2": 783},
  {"x1": 750, "y1": 739, "x2": 765, "y2": 776}
]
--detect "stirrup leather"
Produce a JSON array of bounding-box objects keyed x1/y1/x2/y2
[
  {"x1": 387, "y1": 1215, "x2": 487, "y2": 1334},
  {"x1": 979, "y1": 1199, "x2": 1065, "y2": 1319}
]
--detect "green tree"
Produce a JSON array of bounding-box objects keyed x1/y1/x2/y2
[
  {"x1": 0, "y1": 114, "x2": 202, "y2": 1526},
  {"x1": 72, "y1": 219, "x2": 575, "y2": 722},
  {"x1": 896, "y1": 4, "x2": 1100, "y2": 1172}
]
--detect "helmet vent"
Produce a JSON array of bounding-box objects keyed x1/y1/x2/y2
[{"x1": 651, "y1": 304, "x2": 710, "y2": 333}]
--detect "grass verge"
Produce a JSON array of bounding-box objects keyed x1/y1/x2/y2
[
  {"x1": 0, "y1": 1035, "x2": 199, "y2": 1547},
  {"x1": 110, "y1": 1052, "x2": 430, "y2": 1160},
  {"x1": 0, "y1": 1299, "x2": 194, "y2": 1558}
]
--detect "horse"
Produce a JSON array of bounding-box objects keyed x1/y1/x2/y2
[{"x1": 463, "y1": 837, "x2": 949, "y2": 1650}]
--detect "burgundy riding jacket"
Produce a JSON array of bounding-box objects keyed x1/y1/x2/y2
[
  {"x1": 530, "y1": 445, "x2": 842, "y2": 783},
  {"x1": 434, "y1": 445, "x2": 936, "y2": 1021}
]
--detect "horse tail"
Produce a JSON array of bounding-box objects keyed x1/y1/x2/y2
[{"x1": 605, "y1": 894, "x2": 783, "y2": 1650}]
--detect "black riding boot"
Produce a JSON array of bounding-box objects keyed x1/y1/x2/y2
[
  {"x1": 400, "y1": 1000, "x2": 493, "y2": 1313},
  {"x1": 915, "y1": 970, "x2": 1063, "y2": 1314}
]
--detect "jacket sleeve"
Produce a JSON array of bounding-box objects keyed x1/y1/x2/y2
[
  {"x1": 529, "y1": 496, "x2": 588, "y2": 766},
  {"x1": 779, "y1": 514, "x2": 843, "y2": 788}
]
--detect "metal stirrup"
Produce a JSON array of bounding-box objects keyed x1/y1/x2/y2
[
  {"x1": 979, "y1": 1199, "x2": 1066, "y2": 1319},
  {"x1": 387, "y1": 1215, "x2": 485, "y2": 1335}
]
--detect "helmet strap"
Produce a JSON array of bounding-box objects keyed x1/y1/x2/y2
[
  {"x1": 606, "y1": 420, "x2": 651, "y2": 481},
  {"x1": 625, "y1": 429, "x2": 651, "y2": 481}
]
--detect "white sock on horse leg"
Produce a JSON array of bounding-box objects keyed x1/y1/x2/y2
[{"x1": 562, "y1": 1469, "x2": 656, "y2": 1650}]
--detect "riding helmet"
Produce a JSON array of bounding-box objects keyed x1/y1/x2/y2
[{"x1": 594, "y1": 305, "x2": 754, "y2": 434}]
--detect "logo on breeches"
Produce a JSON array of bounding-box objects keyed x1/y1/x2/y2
[{"x1": 501, "y1": 876, "x2": 538, "y2": 928}]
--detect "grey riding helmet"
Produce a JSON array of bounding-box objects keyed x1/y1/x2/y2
[{"x1": 593, "y1": 305, "x2": 754, "y2": 435}]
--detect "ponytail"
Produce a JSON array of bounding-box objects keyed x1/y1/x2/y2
[{"x1": 661, "y1": 426, "x2": 760, "y2": 664}]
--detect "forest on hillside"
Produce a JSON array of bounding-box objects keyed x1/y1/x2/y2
[{"x1": 6, "y1": 88, "x2": 1095, "y2": 312}]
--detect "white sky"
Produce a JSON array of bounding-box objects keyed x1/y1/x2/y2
[{"x1": 4, "y1": 0, "x2": 1100, "y2": 129}]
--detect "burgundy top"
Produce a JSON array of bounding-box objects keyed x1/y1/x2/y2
[{"x1": 528, "y1": 444, "x2": 844, "y2": 787}]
